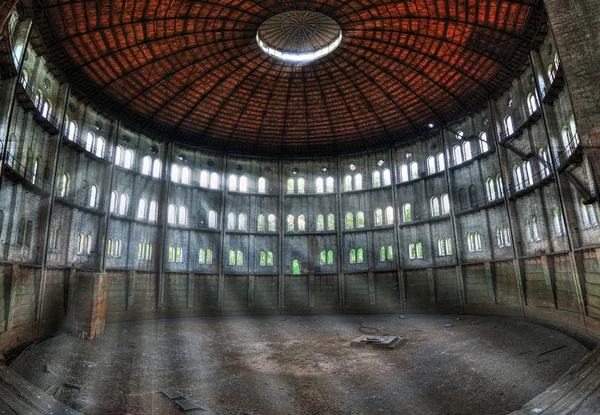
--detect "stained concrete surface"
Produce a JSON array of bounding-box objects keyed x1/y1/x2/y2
[{"x1": 9, "y1": 314, "x2": 590, "y2": 415}]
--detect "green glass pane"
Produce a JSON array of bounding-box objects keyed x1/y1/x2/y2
[
  {"x1": 320, "y1": 250, "x2": 326, "y2": 265},
  {"x1": 358, "y1": 248, "x2": 364, "y2": 263},
  {"x1": 327, "y1": 250, "x2": 334, "y2": 264},
  {"x1": 267, "y1": 251, "x2": 273, "y2": 266},
  {"x1": 292, "y1": 260, "x2": 300, "y2": 275}
]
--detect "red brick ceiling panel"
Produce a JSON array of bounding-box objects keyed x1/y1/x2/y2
[{"x1": 29, "y1": 0, "x2": 544, "y2": 155}]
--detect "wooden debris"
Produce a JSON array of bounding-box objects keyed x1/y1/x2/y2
[{"x1": 351, "y1": 335, "x2": 402, "y2": 349}]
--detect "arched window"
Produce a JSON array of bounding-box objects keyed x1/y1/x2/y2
[
  {"x1": 86, "y1": 132, "x2": 94, "y2": 152},
  {"x1": 316, "y1": 214, "x2": 324, "y2": 231},
  {"x1": 320, "y1": 250, "x2": 327, "y2": 265},
  {"x1": 168, "y1": 204, "x2": 177, "y2": 224},
  {"x1": 149, "y1": 201, "x2": 158, "y2": 222},
  {"x1": 34, "y1": 90, "x2": 42, "y2": 108},
  {"x1": 354, "y1": 173, "x2": 362, "y2": 190},
  {"x1": 115, "y1": 146, "x2": 123, "y2": 166},
  {"x1": 327, "y1": 213, "x2": 335, "y2": 230},
  {"x1": 403, "y1": 203, "x2": 412, "y2": 222},
  {"x1": 374, "y1": 208, "x2": 383, "y2": 226},
  {"x1": 441, "y1": 194, "x2": 450, "y2": 215},
  {"x1": 385, "y1": 206, "x2": 394, "y2": 225},
  {"x1": 344, "y1": 175, "x2": 352, "y2": 191},
  {"x1": 581, "y1": 199, "x2": 598, "y2": 228},
  {"x1": 208, "y1": 210, "x2": 218, "y2": 228},
  {"x1": 227, "y1": 212, "x2": 236, "y2": 230},
  {"x1": 356, "y1": 210, "x2": 365, "y2": 228},
  {"x1": 292, "y1": 259, "x2": 301, "y2": 274},
  {"x1": 287, "y1": 178, "x2": 295, "y2": 194},
  {"x1": 387, "y1": 245, "x2": 393, "y2": 261},
  {"x1": 569, "y1": 115, "x2": 579, "y2": 147},
  {"x1": 372, "y1": 171, "x2": 381, "y2": 188},
  {"x1": 141, "y1": 156, "x2": 152, "y2": 175},
  {"x1": 467, "y1": 233, "x2": 475, "y2": 252},
  {"x1": 60, "y1": 173, "x2": 69, "y2": 197},
  {"x1": 525, "y1": 219, "x2": 533, "y2": 242},
  {"x1": 67, "y1": 121, "x2": 77, "y2": 141},
  {"x1": 181, "y1": 167, "x2": 191, "y2": 185},
  {"x1": 76, "y1": 232, "x2": 83, "y2": 253},
  {"x1": 531, "y1": 217, "x2": 540, "y2": 241},
  {"x1": 237, "y1": 213, "x2": 247, "y2": 231},
  {"x1": 260, "y1": 251, "x2": 266, "y2": 266},
  {"x1": 172, "y1": 163, "x2": 182, "y2": 181},
  {"x1": 297, "y1": 178, "x2": 305, "y2": 194},
  {"x1": 239, "y1": 176, "x2": 248, "y2": 192},
  {"x1": 138, "y1": 242, "x2": 144, "y2": 260},
  {"x1": 553, "y1": 52, "x2": 560, "y2": 69},
  {"x1": 539, "y1": 148, "x2": 550, "y2": 178},
  {"x1": 416, "y1": 242, "x2": 423, "y2": 258},
  {"x1": 350, "y1": 248, "x2": 357, "y2": 264},
  {"x1": 228, "y1": 250, "x2": 235, "y2": 265},
  {"x1": 480, "y1": 132, "x2": 489, "y2": 153},
  {"x1": 315, "y1": 177, "x2": 324, "y2": 193},
  {"x1": 89, "y1": 185, "x2": 98, "y2": 208},
  {"x1": 265, "y1": 251, "x2": 273, "y2": 266},
  {"x1": 453, "y1": 145, "x2": 463, "y2": 165},
  {"x1": 504, "y1": 115, "x2": 514, "y2": 136},
  {"x1": 199, "y1": 248, "x2": 206, "y2": 264},
  {"x1": 84, "y1": 234, "x2": 92, "y2": 254},
  {"x1": 236, "y1": 250, "x2": 243, "y2": 265},
  {"x1": 523, "y1": 161, "x2": 533, "y2": 187},
  {"x1": 327, "y1": 250, "x2": 334, "y2": 265},
  {"x1": 137, "y1": 199, "x2": 147, "y2": 219},
  {"x1": 399, "y1": 165, "x2": 409, "y2": 182},
  {"x1": 410, "y1": 162, "x2": 419, "y2": 180},
  {"x1": 210, "y1": 173, "x2": 219, "y2": 189},
  {"x1": 437, "y1": 153, "x2": 445, "y2": 171},
  {"x1": 527, "y1": 93, "x2": 538, "y2": 115},
  {"x1": 95, "y1": 137, "x2": 105, "y2": 158},
  {"x1": 123, "y1": 149, "x2": 134, "y2": 169},
  {"x1": 496, "y1": 175, "x2": 504, "y2": 199},
  {"x1": 206, "y1": 249, "x2": 212, "y2": 264},
  {"x1": 438, "y1": 239, "x2": 446, "y2": 256},
  {"x1": 463, "y1": 141, "x2": 472, "y2": 160},
  {"x1": 257, "y1": 214, "x2": 265, "y2": 231},
  {"x1": 152, "y1": 159, "x2": 162, "y2": 178},
  {"x1": 446, "y1": 238, "x2": 453, "y2": 255},
  {"x1": 258, "y1": 177, "x2": 266, "y2": 193},
  {"x1": 118, "y1": 194, "x2": 128, "y2": 215},
  {"x1": 427, "y1": 156, "x2": 436, "y2": 175},
  {"x1": 297, "y1": 214, "x2": 305, "y2": 230},
  {"x1": 382, "y1": 169, "x2": 391, "y2": 186},
  {"x1": 431, "y1": 197, "x2": 440, "y2": 217},
  {"x1": 496, "y1": 228, "x2": 504, "y2": 247},
  {"x1": 475, "y1": 232, "x2": 482, "y2": 251},
  {"x1": 168, "y1": 246, "x2": 175, "y2": 262},
  {"x1": 346, "y1": 212, "x2": 354, "y2": 229},
  {"x1": 110, "y1": 191, "x2": 117, "y2": 213},
  {"x1": 503, "y1": 227, "x2": 511, "y2": 246},
  {"x1": 175, "y1": 246, "x2": 183, "y2": 263},
  {"x1": 268, "y1": 214, "x2": 276, "y2": 232},
  {"x1": 408, "y1": 243, "x2": 416, "y2": 259},
  {"x1": 107, "y1": 238, "x2": 113, "y2": 256},
  {"x1": 514, "y1": 166, "x2": 524, "y2": 191},
  {"x1": 287, "y1": 214, "x2": 295, "y2": 231},
  {"x1": 486, "y1": 178, "x2": 496, "y2": 202},
  {"x1": 200, "y1": 171, "x2": 209, "y2": 187},
  {"x1": 380, "y1": 246, "x2": 387, "y2": 261},
  {"x1": 228, "y1": 174, "x2": 238, "y2": 191},
  {"x1": 178, "y1": 206, "x2": 188, "y2": 225},
  {"x1": 548, "y1": 63, "x2": 556, "y2": 83},
  {"x1": 357, "y1": 248, "x2": 364, "y2": 263}
]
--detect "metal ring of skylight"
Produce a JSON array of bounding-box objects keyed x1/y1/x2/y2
[{"x1": 257, "y1": 11, "x2": 342, "y2": 63}]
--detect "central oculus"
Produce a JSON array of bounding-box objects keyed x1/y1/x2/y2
[{"x1": 257, "y1": 11, "x2": 342, "y2": 63}]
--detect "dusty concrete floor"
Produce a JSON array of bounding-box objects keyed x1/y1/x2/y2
[{"x1": 10, "y1": 314, "x2": 590, "y2": 415}]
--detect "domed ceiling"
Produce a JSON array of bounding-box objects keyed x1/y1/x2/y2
[{"x1": 28, "y1": 0, "x2": 545, "y2": 155}]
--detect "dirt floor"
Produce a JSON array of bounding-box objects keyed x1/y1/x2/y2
[{"x1": 9, "y1": 314, "x2": 591, "y2": 415}]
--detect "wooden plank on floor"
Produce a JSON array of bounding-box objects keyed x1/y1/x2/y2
[
  {"x1": 0, "y1": 366, "x2": 81, "y2": 415},
  {"x1": 511, "y1": 345, "x2": 600, "y2": 415}
]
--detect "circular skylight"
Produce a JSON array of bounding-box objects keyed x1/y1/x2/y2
[{"x1": 257, "y1": 11, "x2": 342, "y2": 63}]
